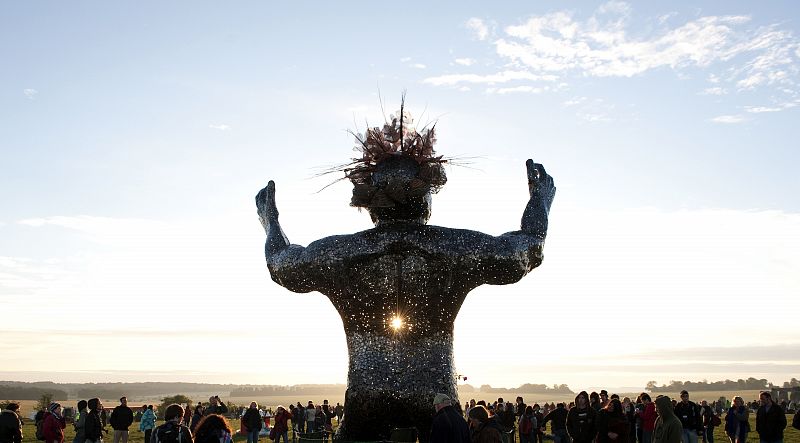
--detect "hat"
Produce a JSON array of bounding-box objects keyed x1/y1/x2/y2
[
  {"x1": 433, "y1": 393, "x2": 451, "y2": 405},
  {"x1": 680, "y1": 390, "x2": 689, "y2": 395},
  {"x1": 600, "y1": 390, "x2": 608, "y2": 396},
  {"x1": 48, "y1": 403, "x2": 61, "y2": 413},
  {"x1": 468, "y1": 405, "x2": 489, "y2": 422}
]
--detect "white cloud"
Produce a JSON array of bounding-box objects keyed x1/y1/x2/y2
[
  {"x1": 710, "y1": 114, "x2": 745, "y2": 123},
  {"x1": 410, "y1": 63, "x2": 426, "y2": 69},
  {"x1": 457, "y1": 86, "x2": 471, "y2": 92},
  {"x1": 562, "y1": 97, "x2": 587, "y2": 107},
  {"x1": 208, "y1": 124, "x2": 231, "y2": 131},
  {"x1": 399, "y1": 57, "x2": 412, "y2": 63},
  {"x1": 465, "y1": 18, "x2": 489, "y2": 40},
  {"x1": 423, "y1": 70, "x2": 558, "y2": 86},
  {"x1": 700, "y1": 87, "x2": 727, "y2": 95},
  {"x1": 23, "y1": 89, "x2": 38, "y2": 99},
  {"x1": 746, "y1": 106, "x2": 782, "y2": 113},
  {"x1": 454, "y1": 58, "x2": 476, "y2": 66},
  {"x1": 433, "y1": 5, "x2": 800, "y2": 111},
  {"x1": 486, "y1": 86, "x2": 543, "y2": 95}
]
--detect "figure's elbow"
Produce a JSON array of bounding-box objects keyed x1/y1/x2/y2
[{"x1": 267, "y1": 263, "x2": 315, "y2": 294}]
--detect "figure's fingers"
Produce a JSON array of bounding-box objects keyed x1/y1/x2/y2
[
  {"x1": 267, "y1": 180, "x2": 276, "y2": 208},
  {"x1": 526, "y1": 159, "x2": 539, "y2": 183},
  {"x1": 535, "y1": 163, "x2": 548, "y2": 181}
]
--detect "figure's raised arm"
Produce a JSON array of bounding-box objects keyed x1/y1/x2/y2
[
  {"x1": 520, "y1": 159, "x2": 556, "y2": 237},
  {"x1": 256, "y1": 181, "x2": 333, "y2": 293},
  {"x1": 462, "y1": 159, "x2": 555, "y2": 287},
  {"x1": 256, "y1": 180, "x2": 291, "y2": 256}
]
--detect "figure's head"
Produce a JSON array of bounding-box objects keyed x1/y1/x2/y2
[
  {"x1": 363, "y1": 154, "x2": 435, "y2": 225},
  {"x1": 343, "y1": 104, "x2": 447, "y2": 226}
]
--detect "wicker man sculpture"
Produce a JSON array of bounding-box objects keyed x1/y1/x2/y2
[{"x1": 256, "y1": 106, "x2": 555, "y2": 441}]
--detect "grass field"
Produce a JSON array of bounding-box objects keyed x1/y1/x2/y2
[
  {"x1": 13, "y1": 411, "x2": 799, "y2": 443},
  {"x1": 8, "y1": 389, "x2": 798, "y2": 443}
]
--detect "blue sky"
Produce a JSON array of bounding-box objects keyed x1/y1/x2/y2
[{"x1": 1, "y1": 1, "x2": 799, "y2": 390}]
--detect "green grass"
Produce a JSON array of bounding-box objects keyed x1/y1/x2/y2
[
  {"x1": 18, "y1": 414, "x2": 799, "y2": 443},
  {"x1": 18, "y1": 418, "x2": 329, "y2": 443}
]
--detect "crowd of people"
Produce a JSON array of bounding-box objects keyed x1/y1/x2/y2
[
  {"x1": 432, "y1": 390, "x2": 800, "y2": 443},
  {"x1": 1, "y1": 390, "x2": 799, "y2": 443}
]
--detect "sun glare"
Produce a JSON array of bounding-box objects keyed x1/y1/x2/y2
[{"x1": 390, "y1": 316, "x2": 403, "y2": 330}]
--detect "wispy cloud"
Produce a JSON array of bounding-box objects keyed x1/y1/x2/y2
[
  {"x1": 23, "y1": 89, "x2": 38, "y2": 99},
  {"x1": 701, "y1": 87, "x2": 727, "y2": 95},
  {"x1": 454, "y1": 58, "x2": 476, "y2": 66},
  {"x1": 710, "y1": 114, "x2": 745, "y2": 123},
  {"x1": 208, "y1": 124, "x2": 231, "y2": 131},
  {"x1": 486, "y1": 85, "x2": 543, "y2": 95},
  {"x1": 432, "y1": 3, "x2": 800, "y2": 118},
  {"x1": 423, "y1": 70, "x2": 557, "y2": 86},
  {"x1": 410, "y1": 63, "x2": 426, "y2": 69},
  {"x1": 465, "y1": 18, "x2": 489, "y2": 41}
]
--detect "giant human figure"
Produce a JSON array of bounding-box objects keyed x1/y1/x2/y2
[{"x1": 256, "y1": 113, "x2": 555, "y2": 442}]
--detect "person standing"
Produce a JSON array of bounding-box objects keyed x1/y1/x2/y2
[
  {"x1": 755, "y1": 392, "x2": 787, "y2": 443},
  {"x1": 700, "y1": 400, "x2": 717, "y2": 443},
  {"x1": 637, "y1": 394, "x2": 657, "y2": 443},
  {"x1": 542, "y1": 402, "x2": 569, "y2": 443},
  {"x1": 724, "y1": 396, "x2": 749, "y2": 443},
  {"x1": 0, "y1": 402, "x2": 23, "y2": 443},
  {"x1": 566, "y1": 392, "x2": 597, "y2": 443},
  {"x1": 334, "y1": 403, "x2": 344, "y2": 425},
  {"x1": 43, "y1": 403, "x2": 67, "y2": 443},
  {"x1": 295, "y1": 403, "x2": 305, "y2": 434},
  {"x1": 467, "y1": 405, "x2": 503, "y2": 443},
  {"x1": 271, "y1": 406, "x2": 291, "y2": 443},
  {"x1": 152, "y1": 404, "x2": 193, "y2": 443},
  {"x1": 190, "y1": 404, "x2": 204, "y2": 432},
  {"x1": 109, "y1": 397, "x2": 133, "y2": 443},
  {"x1": 242, "y1": 402, "x2": 262, "y2": 443},
  {"x1": 139, "y1": 405, "x2": 156, "y2": 443},
  {"x1": 652, "y1": 396, "x2": 681, "y2": 443},
  {"x1": 84, "y1": 399, "x2": 105, "y2": 443},
  {"x1": 519, "y1": 406, "x2": 537, "y2": 443},
  {"x1": 304, "y1": 402, "x2": 316, "y2": 433},
  {"x1": 204, "y1": 396, "x2": 228, "y2": 416},
  {"x1": 430, "y1": 393, "x2": 469, "y2": 443},
  {"x1": 73, "y1": 401, "x2": 88, "y2": 443},
  {"x1": 674, "y1": 391, "x2": 702, "y2": 443}
]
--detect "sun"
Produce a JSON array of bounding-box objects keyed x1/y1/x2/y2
[{"x1": 390, "y1": 316, "x2": 403, "y2": 330}]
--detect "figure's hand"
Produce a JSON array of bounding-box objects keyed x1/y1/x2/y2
[
  {"x1": 526, "y1": 159, "x2": 556, "y2": 213},
  {"x1": 256, "y1": 180, "x2": 279, "y2": 233}
]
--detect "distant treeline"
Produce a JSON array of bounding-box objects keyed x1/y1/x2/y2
[
  {"x1": 229, "y1": 384, "x2": 347, "y2": 397},
  {"x1": 646, "y1": 377, "x2": 800, "y2": 392},
  {"x1": 459, "y1": 384, "x2": 573, "y2": 394},
  {"x1": 0, "y1": 385, "x2": 69, "y2": 400}
]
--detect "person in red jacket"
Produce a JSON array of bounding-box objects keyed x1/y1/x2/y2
[
  {"x1": 270, "y1": 406, "x2": 292, "y2": 443},
  {"x1": 43, "y1": 403, "x2": 66, "y2": 443},
  {"x1": 637, "y1": 394, "x2": 658, "y2": 443}
]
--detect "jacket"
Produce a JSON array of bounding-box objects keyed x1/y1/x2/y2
[
  {"x1": 109, "y1": 406, "x2": 133, "y2": 431},
  {"x1": 566, "y1": 406, "x2": 596, "y2": 443},
  {"x1": 652, "y1": 396, "x2": 681, "y2": 443},
  {"x1": 203, "y1": 404, "x2": 228, "y2": 416},
  {"x1": 242, "y1": 409, "x2": 262, "y2": 432},
  {"x1": 0, "y1": 410, "x2": 23, "y2": 443},
  {"x1": 73, "y1": 409, "x2": 87, "y2": 442},
  {"x1": 84, "y1": 410, "x2": 104, "y2": 442},
  {"x1": 639, "y1": 403, "x2": 657, "y2": 433},
  {"x1": 542, "y1": 407, "x2": 568, "y2": 431},
  {"x1": 272, "y1": 411, "x2": 291, "y2": 433},
  {"x1": 43, "y1": 412, "x2": 66, "y2": 443},
  {"x1": 430, "y1": 405, "x2": 470, "y2": 443},
  {"x1": 755, "y1": 403, "x2": 786, "y2": 441},
  {"x1": 673, "y1": 401, "x2": 702, "y2": 432},
  {"x1": 724, "y1": 406, "x2": 749, "y2": 441},
  {"x1": 139, "y1": 409, "x2": 157, "y2": 432},
  {"x1": 152, "y1": 421, "x2": 193, "y2": 443},
  {"x1": 470, "y1": 420, "x2": 503, "y2": 443}
]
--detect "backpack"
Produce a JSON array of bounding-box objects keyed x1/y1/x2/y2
[
  {"x1": 792, "y1": 410, "x2": 800, "y2": 431},
  {"x1": 710, "y1": 414, "x2": 721, "y2": 427},
  {"x1": 35, "y1": 417, "x2": 46, "y2": 441},
  {"x1": 155, "y1": 422, "x2": 185, "y2": 443},
  {"x1": 520, "y1": 415, "x2": 533, "y2": 435}
]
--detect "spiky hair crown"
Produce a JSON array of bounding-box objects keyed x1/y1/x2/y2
[{"x1": 345, "y1": 105, "x2": 447, "y2": 209}]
